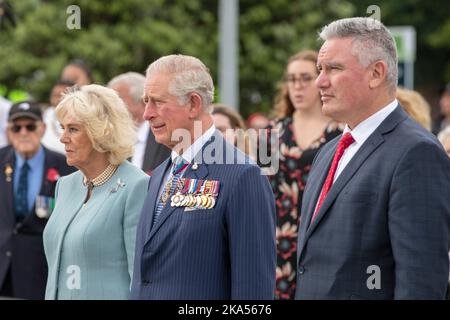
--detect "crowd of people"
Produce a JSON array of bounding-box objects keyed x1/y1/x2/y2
[{"x1": 0, "y1": 17, "x2": 449, "y2": 300}]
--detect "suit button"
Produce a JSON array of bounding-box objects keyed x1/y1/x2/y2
[
  {"x1": 298, "y1": 266, "x2": 306, "y2": 275},
  {"x1": 5, "y1": 251, "x2": 12, "y2": 257},
  {"x1": 142, "y1": 279, "x2": 151, "y2": 285}
]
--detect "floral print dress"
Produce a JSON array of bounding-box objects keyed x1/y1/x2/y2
[{"x1": 268, "y1": 117, "x2": 342, "y2": 299}]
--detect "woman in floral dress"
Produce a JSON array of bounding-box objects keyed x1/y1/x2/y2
[{"x1": 268, "y1": 50, "x2": 343, "y2": 299}]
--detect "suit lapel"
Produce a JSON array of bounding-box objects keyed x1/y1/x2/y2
[
  {"x1": 40, "y1": 148, "x2": 53, "y2": 195},
  {"x1": 1, "y1": 147, "x2": 16, "y2": 226},
  {"x1": 304, "y1": 132, "x2": 384, "y2": 238},
  {"x1": 302, "y1": 142, "x2": 337, "y2": 231},
  {"x1": 143, "y1": 158, "x2": 171, "y2": 240},
  {"x1": 300, "y1": 105, "x2": 407, "y2": 251},
  {"x1": 54, "y1": 174, "x2": 86, "y2": 237},
  {"x1": 47, "y1": 173, "x2": 86, "y2": 294}
]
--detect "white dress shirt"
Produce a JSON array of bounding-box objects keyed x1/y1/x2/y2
[
  {"x1": 131, "y1": 122, "x2": 150, "y2": 169},
  {"x1": 333, "y1": 99, "x2": 398, "y2": 182}
]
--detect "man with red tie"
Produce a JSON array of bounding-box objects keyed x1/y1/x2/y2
[{"x1": 295, "y1": 17, "x2": 450, "y2": 299}]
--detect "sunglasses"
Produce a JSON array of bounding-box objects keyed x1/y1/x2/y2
[{"x1": 10, "y1": 123, "x2": 38, "y2": 133}]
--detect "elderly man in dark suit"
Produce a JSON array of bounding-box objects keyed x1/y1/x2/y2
[
  {"x1": 295, "y1": 17, "x2": 450, "y2": 300},
  {"x1": 0, "y1": 101, "x2": 74, "y2": 299},
  {"x1": 131, "y1": 55, "x2": 276, "y2": 299},
  {"x1": 108, "y1": 72, "x2": 170, "y2": 175}
]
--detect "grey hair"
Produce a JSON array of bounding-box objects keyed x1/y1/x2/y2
[
  {"x1": 438, "y1": 126, "x2": 450, "y2": 145},
  {"x1": 319, "y1": 17, "x2": 398, "y2": 92},
  {"x1": 107, "y1": 72, "x2": 146, "y2": 104},
  {"x1": 146, "y1": 54, "x2": 215, "y2": 113}
]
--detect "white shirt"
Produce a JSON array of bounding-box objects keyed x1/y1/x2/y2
[
  {"x1": 171, "y1": 124, "x2": 216, "y2": 164},
  {"x1": 41, "y1": 107, "x2": 65, "y2": 154},
  {"x1": 333, "y1": 99, "x2": 398, "y2": 182},
  {"x1": 158, "y1": 124, "x2": 216, "y2": 198},
  {"x1": 131, "y1": 122, "x2": 150, "y2": 169}
]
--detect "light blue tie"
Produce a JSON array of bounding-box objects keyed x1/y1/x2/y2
[{"x1": 152, "y1": 157, "x2": 187, "y2": 227}]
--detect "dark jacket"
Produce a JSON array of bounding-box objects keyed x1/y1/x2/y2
[{"x1": 0, "y1": 145, "x2": 74, "y2": 299}]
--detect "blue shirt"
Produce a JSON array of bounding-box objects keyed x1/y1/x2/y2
[{"x1": 14, "y1": 145, "x2": 45, "y2": 212}]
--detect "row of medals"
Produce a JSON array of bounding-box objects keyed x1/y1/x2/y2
[{"x1": 170, "y1": 192, "x2": 216, "y2": 209}]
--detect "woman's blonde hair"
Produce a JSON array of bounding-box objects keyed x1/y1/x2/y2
[
  {"x1": 55, "y1": 84, "x2": 137, "y2": 165},
  {"x1": 272, "y1": 50, "x2": 319, "y2": 119},
  {"x1": 396, "y1": 87, "x2": 432, "y2": 131}
]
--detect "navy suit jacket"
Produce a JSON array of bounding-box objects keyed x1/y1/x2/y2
[
  {"x1": 295, "y1": 106, "x2": 450, "y2": 299},
  {"x1": 131, "y1": 131, "x2": 276, "y2": 299},
  {"x1": 0, "y1": 145, "x2": 74, "y2": 299}
]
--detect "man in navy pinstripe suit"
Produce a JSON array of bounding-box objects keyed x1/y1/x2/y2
[{"x1": 131, "y1": 54, "x2": 276, "y2": 299}]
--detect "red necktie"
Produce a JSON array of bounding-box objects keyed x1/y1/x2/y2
[{"x1": 311, "y1": 132, "x2": 355, "y2": 222}]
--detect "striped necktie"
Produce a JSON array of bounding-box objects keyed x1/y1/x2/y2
[{"x1": 152, "y1": 157, "x2": 188, "y2": 226}]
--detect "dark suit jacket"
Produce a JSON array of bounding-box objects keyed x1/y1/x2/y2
[
  {"x1": 295, "y1": 106, "x2": 450, "y2": 300},
  {"x1": 141, "y1": 130, "x2": 170, "y2": 175},
  {"x1": 131, "y1": 131, "x2": 276, "y2": 299},
  {"x1": 0, "y1": 145, "x2": 74, "y2": 299}
]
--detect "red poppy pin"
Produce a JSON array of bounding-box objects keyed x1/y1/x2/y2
[{"x1": 46, "y1": 168, "x2": 60, "y2": 182}]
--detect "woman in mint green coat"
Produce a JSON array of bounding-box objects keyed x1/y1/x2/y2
[{"x1": 43, "y1": 85, "x2": 149, "y2": 299}]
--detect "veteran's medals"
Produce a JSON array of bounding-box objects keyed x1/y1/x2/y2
[
  {"x1": 159, "y1": 159, "x2": 189, "y2": 207},
  {"x1": 170, "y1": 178, "x2": 220, "y2": 210},
  {"x1": 35, "y1": 195, "x2": 55, "y2": 219},
  {"x1": 160, "y1": 175, "x2": 174, "y2": 206}
]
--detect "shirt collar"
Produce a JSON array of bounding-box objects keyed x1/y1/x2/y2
[
  {"x1": 15, "y1": 145, "x2": 45, "y2": 170},
  {"x1": 171, "y1": 124, "x2": 216, "y2": 164},
  {"x1": 343, "y1": 99, "x2": 398, "y2": 145}
]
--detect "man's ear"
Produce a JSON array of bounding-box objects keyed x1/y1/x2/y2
[
  {"x1": 188, "y1": 92, "x2": 203, "y2": 119},
  {"x1": 368, "y1": 60, "x2": 388, "y2": 89}
]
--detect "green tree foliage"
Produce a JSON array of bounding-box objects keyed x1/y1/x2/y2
[
  {"x1": 0, "y1": 0, "x2": 218, "y2": 104},
  {"x1": 239, "y1": 0, "x2": 354, "y2": 115},
  {"x1": 352, "y1": 0, "x2": 450, "y2": 88},
  {"x1": 0, "y1": 0, "x2": 449, "y2": 116}
]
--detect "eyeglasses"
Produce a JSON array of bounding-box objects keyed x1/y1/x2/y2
[
  {"x1": 285, "y1": 74, "x2": 316, "y2": 87},
  {"x1": 10, "y1": 123, "x2": 38, "y2": 133}
]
